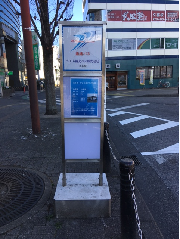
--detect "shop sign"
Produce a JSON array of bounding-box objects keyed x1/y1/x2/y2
[
  {"x1": 107, "y1": 10, "x2": 151, "y2": 21},
  {"x1": 31, "y1": 32, "x2": 40, "y2": 70},
  {"x1": 107, "y1": 10, "x2": 122, "y2": 21},
  {"x1": 112, "y1": 39, "x2": 136, "y2": 50},
  {"x1": 137, "y1": 38, "x2": 150, "y2": 49},
  {"x1": 166, "y1": 10, "x2": 179, "y2": 22},
  {"x1": 151, "y1": 38, "x2": 164, "y2": 49},
  {"x1": 33, "y1": 44, "x2": 40, "y2": 70},
  {"x1": 107, "y1": 10, "x2": 178, "y2": 22},
  {"x1": 122, "y1": 10, "x2": 151, "y2": 22},
  {"x1": 7, "y1": 71, "x2": 13, "y2": 75},
  {"x1": 165, "y1": 38, "x2": 178, "y2": 49},
  {"x1": 62, "y1": 25, "x2": 102, "y2": 71},
  {"x1": 152, "y1": 11, "x2": 165, "y2": 21}
]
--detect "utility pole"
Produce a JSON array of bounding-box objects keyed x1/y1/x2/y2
[{"x1": 20, "y1": 0, "x2": 41, "y2": 134}]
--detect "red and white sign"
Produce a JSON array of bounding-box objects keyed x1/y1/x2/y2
[
  {"x1": 107, "y1": 10, "x2": 122, "y2": 21},
  {"x1": 122, "y1": 10, "x2": 137, "y2": 21},
  {"x1": 136, "y1": 10, "x2": 151, "y2": 21},
  {"x1": 152, "y1": 11, "x2": 165, "y2": 21},
  {"x1": 121, "y1": 10, "x2": 151, "y2": 21},
  {"x1": 166, "y1": 10, "x2": 179, "y2": 22},
  {"x1": 107, "y1": 10, "x2": 178, "y2": 22}
]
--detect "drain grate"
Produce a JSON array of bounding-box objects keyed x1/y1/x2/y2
[
  {"x1": 0, "y1": 168, "x2": 44, "y2": 228},
  {"x1": 121, "y1": 155, "x2": 141, "y2": 166}
]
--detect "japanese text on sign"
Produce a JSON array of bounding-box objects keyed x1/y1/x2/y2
[
  {"x1": 71, "y1": 78, "x2": 98, "y2": 117},
  {"x1": 107, "y1": 10, "x2": 179, "y2": 22},
  {"x1": 62, "y1": 26, "x2": 102, "y2": 71}
]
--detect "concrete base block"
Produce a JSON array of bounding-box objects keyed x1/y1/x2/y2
[{"x1": 54, "y1": 173, "x2": 111, "y2": 218}]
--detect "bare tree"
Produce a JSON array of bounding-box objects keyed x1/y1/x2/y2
[{"x1": 14, "y1": 0, "x2": 74, "y2": 114}]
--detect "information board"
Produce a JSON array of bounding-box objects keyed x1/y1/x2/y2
[
  {"x1": 62, "y1": 25, "x2": 102, "y2": 71},
  {"x1": 64, "y1": 122, "x2": 101, "y2": 160},
  {"x1": 63, "y1": 77, "x2": 102, "y2": 118},
  {"x1": 71, "y1": 78, "x2": 98, "y2": 116}
]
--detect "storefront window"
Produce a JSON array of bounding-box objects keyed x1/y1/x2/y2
[
  {"x1": 154, "y1": 66, "x2": 160, "y2": 78},
  {"x1": 167, "y1": 66, "x2": 172, "y2": 78},
  {"x1": 151, "y1": 38, "x2": 164, "y2": 49},
  {"x1": 161, "y1": 66, "x2": 167, "y2": 77},
  {"x1": 137, "y1": 66, "x2": 172, "y2": 79}
]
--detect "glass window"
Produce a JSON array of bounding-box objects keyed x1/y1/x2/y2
[
  {"x1": 151, "y1": 38, "x2": 160, "y2": 49},
  {"x1": 137, "y1": 38, "x2": 150, "y2": 49},
  {"x1": 144, "y1": 67, "x2": 149, "y2": 79},
  {"x1": 167, "y1": 66, "x2": 172, "y2": 78},
  {"x1": 137, "y1": 66, "x2": 172, "y2": 79},
  {"x1": 151, "y1": 38, "x2": 164, "y2": 49},
  {"x1": 136, "y1": 67, "x2": 150, "y2": 79},
  {"x1": 161, "y1": 66, "x2": 167, "y2": 77},
  {"x1": 154, "y1": 66, "x2": 160, "y2": 78},
  {"x1": 165, "y1": 38, "x2": 178, "y2": 49},
  {"x1": 112, "y1": 38, "x2": 136, "y2": 50},
  {"x1": 160, "y1": 38, "x2": 164, "y2": 48}
]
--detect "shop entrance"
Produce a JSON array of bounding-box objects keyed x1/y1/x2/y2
[
  {"x1": 117, "y1": 71, "x2": 127, "y2": 89},
  {"x1": 106, "y1": 73, "x2": 116, "y2": 90},
  {"x1": 106, "y1": 71, "x2": 128, "y2": 90}
]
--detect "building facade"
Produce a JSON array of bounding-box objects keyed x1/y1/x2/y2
[
  {"x1": 38, "y1": 45, "x2": 60, "y2": 87},
  {"x1": 83, "y1": 0, "x2": 179, "y2": 90},
  {"x1": 0, "y1": 0, "x2": 25, "y2": 89}
]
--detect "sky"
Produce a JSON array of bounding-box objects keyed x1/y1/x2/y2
[{"x1": 71, "y1": 0, "x2": 83, "y2": 21}]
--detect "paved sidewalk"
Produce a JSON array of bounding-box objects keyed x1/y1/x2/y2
[
  {"x1": 106, "y1": 87, "x2": 179, "y2": 97},
  {"x1": 0, "y1": 97, "x2": 122, "y2": 239},
  {"x1": 0, "y1": 88, "x2": 176, "y2": 238}
]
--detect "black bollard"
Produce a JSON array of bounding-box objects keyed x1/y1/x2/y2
[
  {"x1": 120, "y1": 158, "x2": 136, "y2": 239},
  {"x1": 103, "y1": 122, "x2": 111, "y2": 173}
]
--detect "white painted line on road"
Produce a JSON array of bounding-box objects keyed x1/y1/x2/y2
[
  {"x1": 141, "y1": 143, "x2": 179, "y2": 158},
  {"x1": 108, "y1": 111, "x2": 139, "y2": 117},
  {"x1": 107, "y1": 103, "x2": 150, "y2": 112},
  {"x1": 38, "y1": 99, "x2": 61, "y2": 105},
  {"x1": 113, "y1": 96, "x2": 124, "y2": 98},
  {"x1": 38, "y1": 100, "x2": 46, "y2": 104},
  {"x1": 131, "y1": 121, "x2": 179, "y2": 138},
  {"x1": 153, "y1": 155, "x2": 167, "y2": 164},
  {"x1": 120, "y1": 115, "x2": 150, "y2": 125}
]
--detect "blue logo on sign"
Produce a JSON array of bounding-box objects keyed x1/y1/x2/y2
[{"x1": 71, "y1": 31, "x2": 96, "y2": 51}]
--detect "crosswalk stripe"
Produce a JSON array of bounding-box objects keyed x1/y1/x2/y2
[
  {"x1": 107, "y1": 103, "x2": 150, "y2": 112},
  {"x1": 131, "y1": 121, "x2": 179, "y2": 138},
  {"x1": 120, "y1": 115, "x2": 150, "y2": 125},
  {"x1": 38, "y1": 99, "x2": 61, "y2": 105},
  {"x1": 113, "y1": 96, "x2": 124, "y2": 98},
  {"x1": 38, "y1": 100, "x2": 46, "y2": 104},
  {"x1": 141, "y1": 143, "x2": 179, "y2": 156},
  {"x1": 109, "y1": 111, "x2": 142, "y2": 117}
]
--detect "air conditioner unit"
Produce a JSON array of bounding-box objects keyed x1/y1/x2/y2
[
  {"x1": 116, "y1": 63, "x2": 120, "y2": 68},
  {"x1": 106, "y1": 64, "x2": 111, "y2": 69}
]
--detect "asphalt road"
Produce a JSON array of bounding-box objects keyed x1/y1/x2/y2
[
  {"x1": 10, "y1": 88, "x2": 179, "y2": 238},
  {"x1": 106, "y1": 93, "x2": 179, "y2": 239}
]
